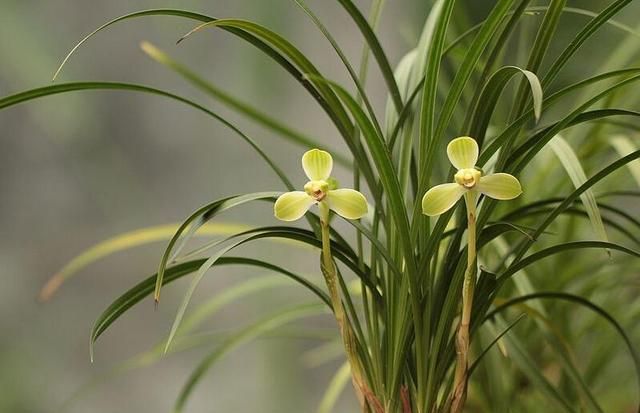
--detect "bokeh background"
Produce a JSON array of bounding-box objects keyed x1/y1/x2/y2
[{"x1": 1, "y1": 1, "x2": 638, "y2": 412}]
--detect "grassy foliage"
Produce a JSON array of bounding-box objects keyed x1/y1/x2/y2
[{"x1": 3, "y1": 1, "x2": 640, "y2": 412}]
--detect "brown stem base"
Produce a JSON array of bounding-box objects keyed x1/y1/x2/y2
[{"x1": 449, "y1": 320, "x2": 469, "y2": 413}]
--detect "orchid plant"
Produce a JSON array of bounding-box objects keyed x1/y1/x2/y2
[{"x1": 4, "y1": 1, "x2": 640, "y2": 412}]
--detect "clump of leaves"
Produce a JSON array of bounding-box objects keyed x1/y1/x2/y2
[{"x1": 4, "y1": 1, "x2": 640, "y2": 412}]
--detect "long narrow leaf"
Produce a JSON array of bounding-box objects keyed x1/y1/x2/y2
[
  {"x1": 175, "y1": 303, "x2": 327, "y2": 412},
  {"x1": 548, "y1": 135, "x2": 609, "y2": 245}
]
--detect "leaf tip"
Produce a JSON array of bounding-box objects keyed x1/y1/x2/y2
[
  {"x1": 51, "y1": 69, "x2": 61, "y2": 83},
  {"x1": 38, "y1": 273, "x2": 64, "y2": 302},
  {"x1": 139, "y1": 40, "x2": 154, "y2": 54}
]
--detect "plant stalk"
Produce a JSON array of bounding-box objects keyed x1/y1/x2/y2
[
  {"x1": 318, "y1": 203, "x2": 371, "y2": 412},
  {"x1": 450, "y1": 192, "x2": 477, "y2": 413}
]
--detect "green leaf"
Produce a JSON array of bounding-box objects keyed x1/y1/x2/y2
[
  {"x1": 176, "y1": 275, "x2": 291, "y2": 338},
  {"x1": 91, "y1": 259, "x2": 202, "y2": 362},
  {"x1": 177, "y1": 17, "x2": 382, "y2": 199},
  {"x1": 499, "y1": 241, "x2": 640, "y2": 283},
  {"x1": 469, "y1": 313, "x2": 526, "y2": 375},
  {"x1": 610, "y1": 135, "x2": 640, "y2": 186},
  {"x1": 415, "y1": 0, "x2": 456, "y2": 238},
  {"x1": 541, "y1": 0, "x2": 634, "y2": 89},
  {"x1": 39, "y1": 222, "x2": 248, "y2": 301},
  {"x1": 155, "y1": 192, "x2": 279, "y2": 302},
  {"x1": 493, "y1": 0, "x2": 566, "y2": 183},
  {"x1": 510, "y1": 0, "x2": 565, "y2": 115},
  {"x1": 0, "y1": 82, "x2": 293, "y2": 192},
  {"x1": 317, "y1": 362, "x2": 352, "y2": 413},
  {"x1": 478, "y1": 68, "x2": 640, "y2": 166},
  {"x1": 432, "y1": 0, "x2": 517, "y2": 149},
  {"x1": 468, "y1": 66, "x2": 543, "y2": 141},
  {"x1": 162, "y1": 225, "x2": 370, "y2": 353},
  {"x1": 51, "y1": 8, "x2": 378, "y2": 195},
  {"x1": 292, "y1": 0, "x2": 384, "y2": 132},
  {"x1": 526, "y1": 6, "x2": 640, "y2": 37},
  {"x1": 548, "y1": 135, "x2": 609, "y2": 245},
  {"x1": 509, "y1": 151, "x2": 640, "y2": 264},
  {"x1": 139, "y1": 41, "x2": 350, "y2": 166},
  {"x1": 485, "y1": 292, "x2": 640, "y2": 413},
  {"x1": 334, "y1": 0, "x2": 402, "y2": 111},
  {"x1": 164, "y1": 241, "x2": 245, "y2": 353},
  {"x1": 491, "y1": 317, "x2": 578, "y2": 412},
  {"x1": 53, "y1": 9, "x2": 218, "y2": 81},
  {"x1": 175, "y1": 303, "x2": 327, "y2": 412},
  {"x1": 90, "y1": 257, "x2": 332, "y2": 359}
]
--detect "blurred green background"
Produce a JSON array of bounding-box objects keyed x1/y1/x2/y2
[{"x1": 1, "y1": 0, "x2": 638, "y2": 412}]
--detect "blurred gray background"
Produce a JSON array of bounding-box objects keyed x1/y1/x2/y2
[{"x1": 1, "y1": 0, "x2": 635, "y2": 412}]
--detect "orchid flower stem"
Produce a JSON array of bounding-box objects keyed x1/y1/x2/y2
[
  {"x1": 450, "y1": 191, "x2": 477, "y2": 413},
  {"x1": 318, "y1": 203, "x2": 368, "y2": 411}
]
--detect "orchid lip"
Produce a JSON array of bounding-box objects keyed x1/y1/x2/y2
[
  {"x1": 304, "y1": 180, "x2": 329, "y2": 201},
  {"x1": 454, "y1": 168, "x2": 481, "y2": 189},
  {"x1": 313, "y1": 190, "x2": 326, "y2": 201}
]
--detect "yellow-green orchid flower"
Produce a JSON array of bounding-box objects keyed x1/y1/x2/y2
[
  {"x1": 274, "y1": 149, "x2": 368, "y2": 221},
  {"x1": 421, "y1": 136, "x2": 522, "y2": 216},
  {"x1": 275, "y1": 148, "x2": 369, "y2": 405}
]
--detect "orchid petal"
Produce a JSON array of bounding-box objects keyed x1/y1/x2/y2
[
  {"x1": 447, "y1": 136, "x2": 478, "y2": 169},
  {"x1": 477, "y1": 173, "x2": 522, "y2": 200},
  {"x1": 421, "y1": 183, "x2": 466, "y2": 216},
  {"x1": 302, "y1": 149, "x2": 333, "y2": 181},
  {"x1": 327, "y1": 189, "x2": 368, "y2": 220},
  {"x1": 274, "y1": 191, "x2": 315, "y2": 221}
]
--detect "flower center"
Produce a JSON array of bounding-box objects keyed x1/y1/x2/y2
[
  {"x1": 454, "y1": 168, "x2": 481, "y2": 189},
  {"x1": 304, "y1": 180, "x2": 329, "y2": 201}
]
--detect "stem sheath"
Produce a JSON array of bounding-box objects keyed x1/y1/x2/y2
[
  {"x1": 318, "y1": 203, "x2": 369, "y2": 411},
  {"x1": 450, "y1": 192, "x2": 477, "y2": 413}
]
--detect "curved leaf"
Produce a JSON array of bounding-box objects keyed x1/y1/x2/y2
[
  {"x1": 317, "y1": 362, "x2": 352, "y2": 413},
  {"x1": 0, "y1": 82, "x2": 293, "y2": 193},
  {"x1": 90, "y1": 257, "x2": 332, "y2": 359},
  {"x1": 548, "y1": 135, "x2": 608, "y2": 245},
  {"x1": 484, "y1": 291, "x2": 640, "y2": 412},
  {"x1": 478, "y1": 68, "x2": 640, "y2": 166},
  {"x1": 155, "y1": 192, "x2": 279, "y2": 302},
  {"x1": 499, "y1": 241, "x2": 640, "y2": 283},
  {"x1": 468, "y1": 313, "x2": 526, "y2": 375},
  {"x1": 334, "y1": 0, "x2": 402, "y2": 110},
  {"x1": 139, "y1": 41, "x2": 349, "y2": 166},
  {"x1": 542, "y1": 0, "x2": 633, "y2": 89},
  {"x1": 175, "y1": 303, "x2": 327, "y2": 412},
  {"x1": 51, "y1": 8, "x2": 379, "y2": 197},
  {"x1": 291, "y1": 0, "x2": 384, "y2": 133},
  {"x1": 469, "y1": 65, "x2": 543, "y2": 141},
  {"x1": 39, "y1": 222, "x2": 248, "y2": 301}
]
